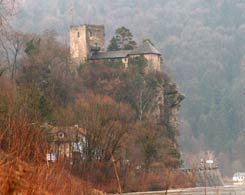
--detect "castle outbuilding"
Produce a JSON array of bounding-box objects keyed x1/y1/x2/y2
[{"x1": 70, "y1": 24, "x2": 161, "y2": 71}]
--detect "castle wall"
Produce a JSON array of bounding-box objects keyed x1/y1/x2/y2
[
  {"x1": 144, "y1": 54, "x2": 161, "y2": 72},
  {"x1": 86, "y1": 25, "x2": 105, "y2": 54},
  {"x1": 70, "y1": 24, "x2": 161, "y2": 73},
  {"x1": 70, "y1": 25, "x2": 88, "y2": 63},
  {"x1": 122, "y1": 58, "x2": 128, "y2": 68},
  {"x1": 70, "y1": 25, "x2": 105, "y2": 64}
]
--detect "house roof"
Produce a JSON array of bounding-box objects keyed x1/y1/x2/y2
[
  {"x1": 90, "y1": 41, "x2": 161, "y2": 60},
  {"x1": 42, "y1": 124, "x2": 86, "y2": 143},
  {"x1": 91, "y1": 50, "x2": 130, "y2": 60},
  {"x1": 129, "y1": 41, "x2": 161, "y2": 55}
]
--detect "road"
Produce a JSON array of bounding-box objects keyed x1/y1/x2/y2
[{"x1": 119, "y1": 185, "x2": 245, "y2": 195}]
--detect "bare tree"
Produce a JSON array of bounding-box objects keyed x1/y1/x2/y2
[
  {"x1": 0, "y1": 0, "x2": 15, "y2": 26},
  {"x1": 75, "y1": 93, "x2": 134, "y2": 162},
  {"x1": 0, "y1": 27, "x2": 26, "y2": 79}
]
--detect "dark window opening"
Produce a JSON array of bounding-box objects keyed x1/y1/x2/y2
[
  {"x1": 89, "y1": 31, "x2": 93, "y2": 37},
  {"x1": 77, "y1": 32, "x2": 80, "y2": 38}
]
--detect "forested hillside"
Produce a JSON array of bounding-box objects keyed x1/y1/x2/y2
[
  {"x1": 11, "y1": 0, "x2": 245, "y2": 175},
  {"x1": 0, "y1": 27, "x2": 193, "y2": 192}
]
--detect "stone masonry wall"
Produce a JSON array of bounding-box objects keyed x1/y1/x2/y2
[
  {"x1": 86, "y1": 25, "x2": 105, "y2": 55},
  {"x1": 70, "y1": 25, "x2": 105, "y2": 64},
  {"x1": 70, "y1": 25, "x2": 88, "y2": 63},
  {"x1": 144, "y1": 54, "x2": 161, "y2": 72}
]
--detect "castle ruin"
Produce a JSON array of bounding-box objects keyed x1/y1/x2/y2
[{"x1": 70, "y1": 24, "x2": 161, "y2": 71}]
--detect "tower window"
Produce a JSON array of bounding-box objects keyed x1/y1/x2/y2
[
  {"x1": 77, "y1": 32, "x2": 80, "y2": 38},
  {"x1": 89, "y1": 31, "x2": 93, "y2": 37}
]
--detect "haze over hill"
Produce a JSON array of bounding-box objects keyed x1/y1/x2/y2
[{"x1": 13, "y1": 0, "x2": 245, "y2": 175}]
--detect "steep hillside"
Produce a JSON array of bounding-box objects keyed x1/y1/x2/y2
[
  {"x1": 0, "y1": 29, "x2": 192, "y2": 192},
  {"x1": 12, "y1": 0, "x2": 245, "y2": 175}
]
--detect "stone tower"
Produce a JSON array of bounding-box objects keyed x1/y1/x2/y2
[{"x1": 70, "y1": 24, "x2": 105, "y2": 63}]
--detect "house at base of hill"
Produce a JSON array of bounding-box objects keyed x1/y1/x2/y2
[
  {"x1": 70, "y1": 24, "x2": 161, "y2": 72},
  {"x1": 42, "y1": 124, "x2": 86, "y2": 162}
]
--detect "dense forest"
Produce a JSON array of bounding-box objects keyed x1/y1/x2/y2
[{"x1": 4, "y1": 0, "x2": 245, "y2": 175}]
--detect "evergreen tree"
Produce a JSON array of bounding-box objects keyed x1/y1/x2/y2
[
  {"x1": 107, "y1": 26, "x2": 136, "y2": 51},
  {"x1": 107, "y1": 36, "x2": 119, "y2": 51}
]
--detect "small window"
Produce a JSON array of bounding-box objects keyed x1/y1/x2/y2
[
  {"x1": 77, "y1": 32, "x2": 80, "y2": 38},
  {"x1": 89, "y1": 31, "x2": 93, "y2": 37},
  {"x1": 58, "y1": 131, "x2": 65, "y2": 139}
]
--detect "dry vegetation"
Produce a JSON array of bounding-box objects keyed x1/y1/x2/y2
[
  {"x1": 0, "y1": 27, "x2": 195, "y2": 193},
  {"x1": 0, "y1": 78, "x2": 101, "y2": 195},
  {"x1": 0, "y1": 154, "x2": 104, "y2": 195},
  {"x1": 0, "y1": 112, "x2": 194, "y2": 194},
  {"x1": 0, "y1": 65, "x2": 195, "y2": 194},
  {"x1": 0, "y1": 117, "x2": 100, "y2": 195}
]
